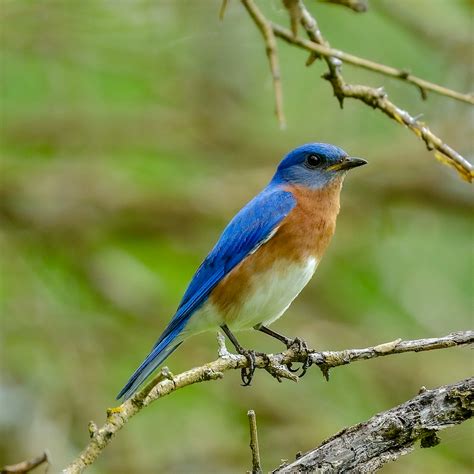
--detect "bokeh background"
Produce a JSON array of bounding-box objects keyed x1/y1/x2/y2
[{"x1": 1, "y1": 0, "x2": 472, "y2": 472}]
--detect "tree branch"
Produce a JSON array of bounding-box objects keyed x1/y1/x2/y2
[
  {"x1": 62, "y1": 330, "x2": 473, "y2": 473},
  {"x1": 1, "y1": 452, "x2": 49, "y2": 474},
  {"x1": 238, "y1": 0, "x2": 473, "y2": 182},
  {"x1": 270, "y1": 23, "x2": 474, "y2": 106},
  {"x1": 273, "y1": 377, "x2": 474, "y2": 472},
  {"x1": 241, "y1": 0, "x2": 286, "y2": 128},
  {"x1": 248, "y1": 410, "x2": 262, "y2": 474},
  {"x1": 219, "y1": 0, "x2": 229, "y2": 21}
]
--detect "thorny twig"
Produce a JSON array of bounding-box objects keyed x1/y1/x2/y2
[
  {"x1": 238, "y1": 0, "x2": 473, "y2": 182},
  {"x1": 63, "y1": 330, "x2": 473, "y2": 473}
]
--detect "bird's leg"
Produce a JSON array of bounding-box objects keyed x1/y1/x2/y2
[
  {"x1": 220, "y1": 324, "x2": 269, "y2": 386},
  {"x1": 255, "y1": 324, "x2": 293, "y2": 346},
  {"x1": 254, "y1": 324, "x2": 313, "y2": 377}
]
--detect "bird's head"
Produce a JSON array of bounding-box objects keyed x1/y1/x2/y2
[{"x1": 271, "y1": 143, "x2": 367, "y2": 189}]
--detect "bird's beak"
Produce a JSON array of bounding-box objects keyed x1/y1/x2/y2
[{"x1": 327, "y1": 157, "x2": 367, "y2": 172}]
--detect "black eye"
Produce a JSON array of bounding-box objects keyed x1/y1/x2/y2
[{"x1": 305, "y1": 154, "x2": 322, "y2": 168}]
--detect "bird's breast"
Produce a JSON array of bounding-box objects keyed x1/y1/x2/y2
[
  {"x1": 279, "y1": 180, "x2": 343, "y2": 261},
  {"x1": 212, "y1": 255, "x2": 318, "y2": 330},
  {"x1": 208, "y1": 178, "x2": 343, "y2": 329}
]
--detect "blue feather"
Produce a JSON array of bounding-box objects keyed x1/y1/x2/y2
[{"x1": 116, "y1": 186, "x2": 296, "y2": 400}]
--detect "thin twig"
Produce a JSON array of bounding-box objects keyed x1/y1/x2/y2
[
  {"x1": 247, "y1": 410, "x2": 262, "y2": 474},
  {"x1": 1, "y1": 452, "x2": 49, "y2": 474},
  {"x1": 322, "y1": 79, "x2": 472, "y2": 182},
  {"x1": 266, "y1": 1, "x2": 473, "y2": 181},
  {"x1": 241, "y1": 0, "x2": 286, "y2": 129},
  {"x1": 282, "y1": 0, "x2": 301, "y2": 37},
  {"x1": 274, "y1": 377, "x2": 474, "y2": 472},
  {"x1": 219, "y1": 0, "x2": 229, "y2": 21},
  {"x1": 62, "y1": 330, "x2": 473, "y2": 473},
  {"x1": 270, "y1": 23, "x2": 474, "y2": 106}
]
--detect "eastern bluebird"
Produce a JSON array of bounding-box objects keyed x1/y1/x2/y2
[{"x1": 117, "y1": 143, "x2": 366, "y2": 400}]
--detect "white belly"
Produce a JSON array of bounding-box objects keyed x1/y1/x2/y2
[
  {"x1": 184, "y1": 257, "x2": 318, "y2": 336},
  {"x1": 231, "y1": 256, "x2": 318, "y2": 330}
]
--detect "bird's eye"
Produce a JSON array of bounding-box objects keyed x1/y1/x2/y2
[{"x1": 305, "y1": 154, "x2": 322, "y2": 168}]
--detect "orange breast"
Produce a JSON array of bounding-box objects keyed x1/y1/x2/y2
[
  {"x1": 210, "y1": 177, "x2": 343, "y2": 321},
  {"x1": 278, "y1": 178, "x2": 343, "y2": 262}
]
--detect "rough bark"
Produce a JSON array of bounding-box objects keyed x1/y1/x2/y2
[{"x1": 274, "y1": 377, "x2": 473, "y2": 473}]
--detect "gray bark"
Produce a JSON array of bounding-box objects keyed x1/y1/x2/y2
[{"x1": 274, "y1": 377, "x2": 473, "y2": 473}]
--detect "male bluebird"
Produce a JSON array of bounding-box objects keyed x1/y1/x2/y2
[{"x1": 117, "y1": 143, "x2": 366, "y2": 400}]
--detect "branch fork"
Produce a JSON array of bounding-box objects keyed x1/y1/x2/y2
[{"x1": 238, "y1": 0, "x2": 473, "y2": 181}]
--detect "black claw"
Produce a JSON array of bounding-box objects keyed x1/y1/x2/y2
[
  {"x1": 255, "y1": 326, "x2": 316, "y2": 380},
  {"x1": 222, "y1": 324, "x2": 266, "y2": 386},
  {"x1": 286, "y1": 362, "x2": 300, "y2": 373},
  {"x1": 299, "y1": 356, "x2": 313, "y2": 378},
  {"x1": 260, "y1": 352, "x2": 271, "y2": 367},
  {"x1": 240, "y1": 349, "x2": 257, "y2": 386},
  {"x1": 241, "y1": 369, "x2": 252, "y2": 386},
  {"x1": 240, "y1": 350, "x2": 272, "y2": 385},
  {"x1": 284, "y1": 337, "x2": 312, "y2": 377}
]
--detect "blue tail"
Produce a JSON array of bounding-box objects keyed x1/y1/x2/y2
[{"x1": 116, "y1": 331, "x2": 183, "y2": 400}]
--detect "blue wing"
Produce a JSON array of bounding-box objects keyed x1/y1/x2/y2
[{"x1": 117, "y1": 186, "x2": 296, "y2": 399}]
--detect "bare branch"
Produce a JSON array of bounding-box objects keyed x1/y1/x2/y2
[
  {"x1": 219, "y1": 0, "x2": 229, "y2": 21},
  {"x1": 275, "y1": 26, "x2": 471, "y2": 180},
  {"x1": 62, "y1": 330, "x2": 473, "y2": 473},
  {"x1": 291, "y1": 2, "x2": 473, "y2": 182},
  {"x1": 238, "y1": 0, "x2": 473, "y2": 182},
  {"x1": 1, "y1": 452, "x2": 49, "y2": 474},
  {"x1": 306, "y1": 331, "x2": 474, "y2": 378},
  {"x1": 273, "y1": 377, "x2": 474, "y2": 472},
  {"x1": 241, "y1": 0, "x2": 286, "y2": 128},
  {"x1": 270, "y1": 23, "x2": 474, "y2": 106},
  {"x1": 248, "y1": 410, "x2": 262, "y2": 474},
  {"x1": 283, "y1": 0, "x2": 302, "y2": 37}
]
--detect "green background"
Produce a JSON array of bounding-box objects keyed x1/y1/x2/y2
[{"x1": 1, "y1": 0, "x2": 472, "y2": 472}]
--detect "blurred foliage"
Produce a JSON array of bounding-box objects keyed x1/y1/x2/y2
[{"x1": 0, "y1": 0, "x2": 472, "y2": 472}]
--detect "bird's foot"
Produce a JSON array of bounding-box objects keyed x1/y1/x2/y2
[
  {"x1": 254, "y1": 325, "x2": 314, "y2": 379},
  {"x1": 221, "y1": 324, "x2": 272, "y2": 386},
  {"x1": 285, "y1": 337, "x2": 313, "y2": 378},
  {"x1": 239, "y1": 348, "x2": 256, "y2": 386},
  {"x1": 286, "y1": 336, "x2": 308, "y2": 352},
  {"x1": 238, "y1": 349, "x2": 272, "y2": 386}
]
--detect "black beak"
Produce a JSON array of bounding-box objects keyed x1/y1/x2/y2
[{"x1": 327, "y1": 157, "x2": 367, "y2": 172}]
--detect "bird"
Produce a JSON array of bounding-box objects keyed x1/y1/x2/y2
[{"x1": 117, "y1": 143, "x2": 366, "y2": 400}]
